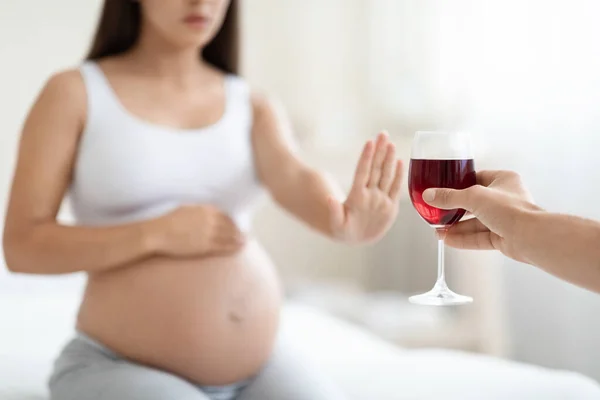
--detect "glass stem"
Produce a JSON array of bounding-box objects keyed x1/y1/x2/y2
[
  {"x1": 435, "y1": 228, "x2": 448, "y2": 289},
  {"x1": 437, "y1": 238, "x2": 446, "y2": 283}
]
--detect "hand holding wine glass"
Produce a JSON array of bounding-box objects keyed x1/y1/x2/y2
[
  {"x1": 422, "y1": 170, "x2": 600, "y2": 295},
  {"x1": 422, "y1": 170, "x2": 538, "y2": 263}
]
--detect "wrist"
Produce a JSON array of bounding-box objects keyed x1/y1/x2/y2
[{"x1": 511, "y1": 204, "x2": 545, "y2": 263}]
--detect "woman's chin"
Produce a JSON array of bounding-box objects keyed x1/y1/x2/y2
[{"x1": 168, "y1": 27, "x2": 218, "y2": 49}]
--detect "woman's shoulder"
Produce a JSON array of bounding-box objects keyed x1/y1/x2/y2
[
  {"x1": 22, "y1": 67, "x2": 88, "y2": 144},
  {"x1": 39, "y1": 68, "x2": 87, "y2": 110},
  {"x1": 249, "y1": 89, "x2": 284, "y2": 120},
  {"x1": 45, "y1": 68, "x2": 85, "y2": 91}
]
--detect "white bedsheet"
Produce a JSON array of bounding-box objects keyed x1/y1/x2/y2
[{"x1": 1, "y1": 288, "x2": 599, "y2": 400}]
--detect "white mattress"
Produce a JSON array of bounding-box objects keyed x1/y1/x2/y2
[{"x1": 1, "y1": 288, "x2": 599, "y2": 400}]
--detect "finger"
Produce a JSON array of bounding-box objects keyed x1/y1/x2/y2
[
  {"x1": 214, "y1": 233, "x2": 245, "y2": 246},
  {"x1": 367, "y1": 132, "x2": 389, "y2": 188},
  {"x1": 211, "y1": 241, "x2": 245, "y2": 256},
  {"x1": 352, "y1": 140, "x2": 375, "y2": 188},
  {"x1": 378, "y1": 143, "x2": 396, "y2": 192},
  {"x1": 389, "y1": 160, "x2": 404, "y2": 202},
  {"x1": 475, "y1": 170, "x2": 509, "y2": 187},
  {"x1": 448, "y1": 218, "x2": 488, "y2": 235},
  {"x1": 422, "y1": 185, "x2": 486, "y2": 212},
  {"x1": 215, "y1": 215, "x2": 245, "y2": 242},
  {"x1": 215, "y1": 229, "x2": 246, "y2": 246},
  {"x1": 216, "y1": 213, "x2": 238, "y2": 229},
  {"x1": 444, "y1": 231, "x2": 496, "y2": 250}
]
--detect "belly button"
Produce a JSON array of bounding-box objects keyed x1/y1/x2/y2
[
  {"x1": 227, "y1": 293, "x2": 251, "y2": 323},
  {"x1": 228, "y1": 311, "x2": 244, "y2": 323}
]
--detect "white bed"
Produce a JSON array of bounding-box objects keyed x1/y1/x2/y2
[{"x1": 1, "y1": 288, "x2": 599, "y2": 400}]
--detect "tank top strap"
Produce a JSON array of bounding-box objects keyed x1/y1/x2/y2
[
  {"x1": 224, "y1": 74, "x2": 253, "y2": 131},
  {"x1": 79, "y1": 61, "x2": 122, "y2": 126}
]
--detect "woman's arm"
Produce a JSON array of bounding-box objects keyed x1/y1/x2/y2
[
  {"x1": 251, "y1": 94, "x2": 403, "y2": 244},
  {"x1": 3, "y1": 71, "x2": 242, "y2": 275}
]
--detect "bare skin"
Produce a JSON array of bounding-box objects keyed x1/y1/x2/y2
[
  {"x1": 2, "y1": 0, "x2": 403, "y2": 386},
  {"x1": 423, "y1": 170, "x2": 600, "y2": 294}
]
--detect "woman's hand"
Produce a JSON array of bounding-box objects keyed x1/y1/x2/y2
[
  {"x1": 328, "y1": 133, "x2": 404, "y2": 245},
  {"x1": 147, "y1": 205, "x2": 246, "y2": 257}
]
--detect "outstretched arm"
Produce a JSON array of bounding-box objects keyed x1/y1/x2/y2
[
  {"x1": 423, "y1": 170, "x2": 600, "y2": 293},
  {"x1": 251, "y1": 94, "x2": 403, "y2": 244}
]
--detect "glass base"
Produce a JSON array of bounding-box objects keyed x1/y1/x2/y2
[{"x1": 409, "y1": 283, "x2": 473, "y2": 306}]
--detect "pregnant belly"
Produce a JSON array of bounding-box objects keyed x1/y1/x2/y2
[{"x1": 76, "y1": 240, "x2": 283, "y2": 386}]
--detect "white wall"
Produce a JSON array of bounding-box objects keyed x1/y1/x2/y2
[{"x1": 241, "y1": 0, "x2": 373, "y2": 148}]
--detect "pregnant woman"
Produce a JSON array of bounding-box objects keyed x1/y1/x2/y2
[{"x1": 2, "y1": 1, "x2": 403, "y2": 399}]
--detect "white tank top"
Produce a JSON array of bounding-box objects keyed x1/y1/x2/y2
[{"x1": 68, "y1": 62, "x2": 264, "y2": 232}]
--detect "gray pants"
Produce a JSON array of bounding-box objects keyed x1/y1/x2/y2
[{"x1": 49, "y1": 333, "x2": 345, "y2": 400}]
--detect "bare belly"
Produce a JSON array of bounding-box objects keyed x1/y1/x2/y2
[{"x1": 76, "y1": 240, "x2": 283, "y2": 386}]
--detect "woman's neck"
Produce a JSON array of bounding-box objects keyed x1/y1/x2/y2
[{"x1": 128, "y1": 23, "x2": 210, "y2": 84}]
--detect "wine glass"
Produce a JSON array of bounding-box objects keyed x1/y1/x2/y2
[{"x1": 408, "y1": 131, "x2": 477, "y2": 306}]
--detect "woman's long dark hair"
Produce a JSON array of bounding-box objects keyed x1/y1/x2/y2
[{"x1": 86, "y1": 0, "x2": 240, "y2": 75}]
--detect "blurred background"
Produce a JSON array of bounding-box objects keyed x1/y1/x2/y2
[{"x1": 2, "y1": 0, "x2": 600, "y2": 385}]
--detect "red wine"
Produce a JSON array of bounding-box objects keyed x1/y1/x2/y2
[{"x1": 409, "y1": 159, "x2": 476, "y2": 227}]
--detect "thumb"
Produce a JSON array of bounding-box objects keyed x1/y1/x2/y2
[
  {"x1": 422, "y1": 187, "x2": 479, "y2": 212},
  {"x1": 327, "y1": 196, "x2": 345, "y2": 231}
]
